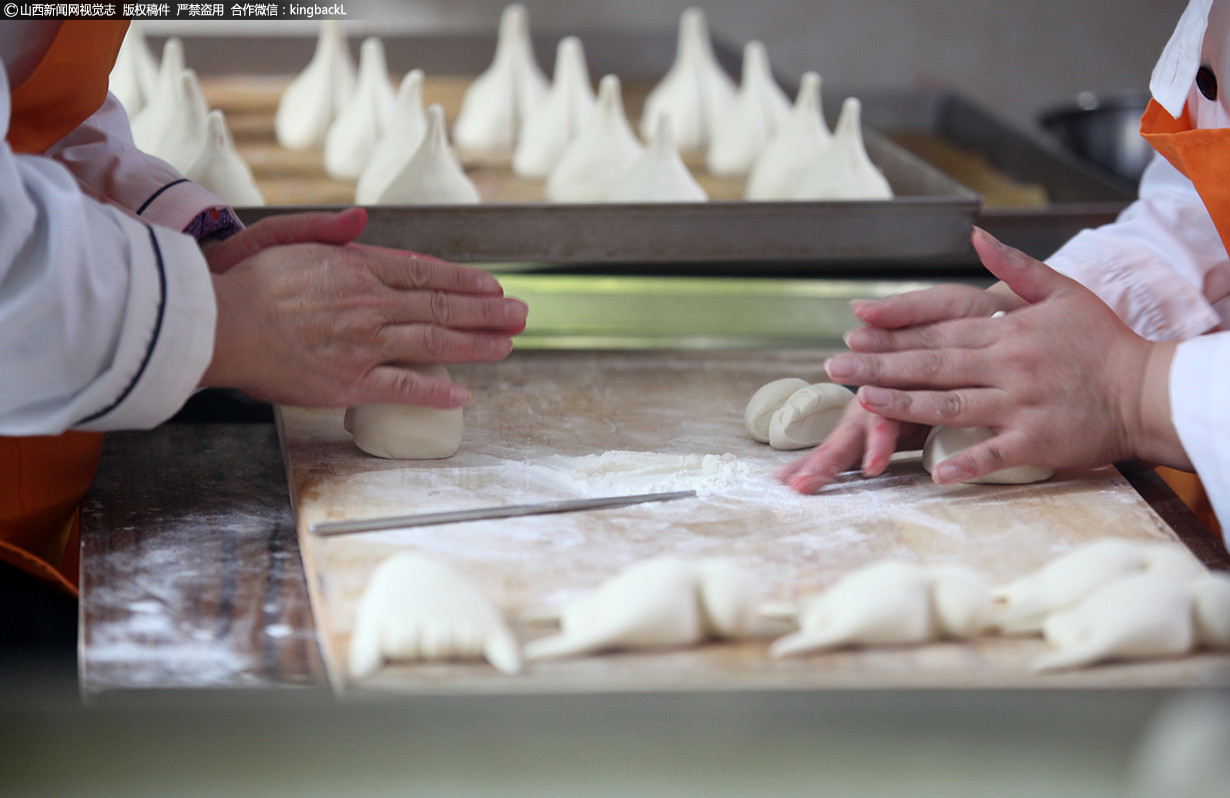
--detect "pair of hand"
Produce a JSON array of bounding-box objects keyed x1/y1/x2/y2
[
  {"x1": 199, "y1": 208, "x2": 527, "y2": 408},
  {"x1": 777, "y1": 228, "x2": 1189, "y2": 493}
]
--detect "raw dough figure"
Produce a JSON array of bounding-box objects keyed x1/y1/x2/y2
[
  {"x1": 347, "y1": 364, "x2": 465, "y2": 458},
  {"x1": 130, "y1": 38, "x2": 196, "y2": 157},
  {"x1": 373, "y1": 105, "x2": 481, "y2": 205},
  {"x1": 185, "y1": 110, "x2": 264, "y2": 207},
  {"x1": 151, "y1": 69, "x2": 211, "y2": 175},
  {"x1": 512, "y1": 36, "x2": 596, "y2": 179},
  {"x1": 789, "y1": 98, "x2": 893, "y2": 201},
  {"x1": 324, "y1": 37, "x2": 395, "y2": 180},
  {"x1": 545, "y1": 75, "x2": 644, "y2": 203},
  {"x1": 523, "y1": 557, "x2": 758, "y2": 661},
  {"x1": 452, "y1": 3, "x2": 549, "y2": 153},
  {"x1": 923, "y1": 425, "x2": 1054, "y2": 485},
  {"x1": 767, "y1": 383, "x2": 854, "y2": 450},
  {"x1": 706, "y1": 40, "x2": 790, "y2": 177},
  {"x1": 348, "y1": 553, "x2": 522, "y2": 678},
  {"x1": 108, "y1": 22, "x2": 158, "y2": 116},
  {"x1": 746, "y1": 71, "x2": 831, "y2": 200},
  {"x1": 639, "y1": 7, "x2": 736, "y2": 150},
  {"x1": 606, "y1": 116, "x2": 708, "y2": 203},
  {"x1": 275, "y1": 20, "x2": 356, "y2": 152},
  {"x1": 744, "y1": 377, "x2": 809, "y2": 442},
  {"x1": 355, "y1": 69, "x2": 429, "y2": 204}
]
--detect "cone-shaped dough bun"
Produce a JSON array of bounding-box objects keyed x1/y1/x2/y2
[
  {"x1": 275, "y1": 20, "x2": 356, "y2": 152},
  {"x1": 746, "y1": 72, "x2": 831, "y2": 200},
  {"x1": 512, "y1": 36, "x2": 596, "y2": 178},
  {"x1": 152, "y1": 69, "x2": 210, "y2": 174},
  {"x1": 356, "y1": 69, "x2": 428, "y2": 204},
  {"x1": 130, "y1": 37, "x2": 186, "y2": 154},
  {"x1": 186, "y1": 110, "x2": 265, "y2": 207},
  {"x1": 324, "y1": 37, "x2": 395, "y2": 181},
  {"x1": 546, "y1": 75, "x2": 643, "y2": 203},
  {"x1": 374, "y1": 105, "x2": 480, "y2": 205},
  {"x1": 707, "y1": 41, "x2": 791, "y2": 177},
  {"x1": 789, "y1": 98, "x2": 894, "y2": 201},
  {"x1": 453, "y1": 3, "x2": 549, "y2": 153},
  {"x1": 109, "y1": 22, "x2": 158, "y2": 116},
  {"x1": 640, "y1": 7, "x2": 736, "y2": 151},
  {"x1": 606, "y1": 116, "x2": 707, "y2": 203}
]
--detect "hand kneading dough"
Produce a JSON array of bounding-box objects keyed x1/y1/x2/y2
[
  {"x1": 767, "y1": 383, "x2": 854, "y2": 450},
  {"x1": 347, "y1": 364, "x2": 463, "y2": 459},
  {"x1": 744, "y1": 378, "x2": 808, "y2": 442},
  {"x1": 923, "y1": 425, "x2": 1054, "y2": 485},
  {"x1": 348, "y1": 553, "x2": 521, "y2": 678}
]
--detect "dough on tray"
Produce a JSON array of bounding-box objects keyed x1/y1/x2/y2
[
  {"x1": 746, "y1": 71, "x2": 831, "y2": 200},
  {"x1": 348, "y1": 553, "x2": 522, "y2": 678},
  {"x1": 324, "y1": 37, "x2": 395, "y2": 181},
  {"x1": 639, "y1": 7, "x2": 736, "y2": 150},
  {"x1": 605, "y1": 115, "x2": 708, "y2": 203},
  {"x1": 789, "y1": 97, "x2": 893, "y2": 201},
  {"x1": 356, "y1": 69, "x2": 428, "y2": 204},
  {"x1": 706, "y1": 40, "x2": 790, "y2": 177},
  {"x1": 545, "y1": 74, "x2": 644, "y2": 203},
  {"x1": 372, "y1": 105, "x2": 480, "y2": 205},
  {"x1": 109, "y1": 22, "x2": 158, "y2": 116},
  {"x1": 275, "y1": 20, "x2": 355, "y2": 152},
  {"x1": 347, "y1": 364, "x2": 465, "y2": 458},
  {"x1": 922, "y1": 425, "x2": 1054, "y2": 485},
  {"x1": 185, "y1": 110, "x2": 264, "y2": 207},
  {"x1": 130, "y1": 37, "x2": 185, "y2": 154},
  {"x1": 512, "y1": 36, "x2": 596, "y2": 179}
]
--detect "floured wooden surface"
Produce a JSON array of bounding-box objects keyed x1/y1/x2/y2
[{"x1": 278, "y1": 350, "x2": 1230, "y2": 694}]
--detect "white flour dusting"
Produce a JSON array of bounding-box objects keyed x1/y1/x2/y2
[{"x1": 530, "y1": 450, "x2": 763, "y2": 496}]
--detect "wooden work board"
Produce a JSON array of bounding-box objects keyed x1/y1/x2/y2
[{"x1": 277, "y1": 350, "x2": 1230, "y2": 694}]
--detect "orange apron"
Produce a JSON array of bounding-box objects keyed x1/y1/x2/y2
[
  {"x1": 1140, "y1": 98, "x2": 1228, "y2": 538},
  {"x1": 2, "y1": 20, "x2": 129, "y2": 597}
]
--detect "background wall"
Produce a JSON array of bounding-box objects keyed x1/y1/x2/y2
[{"x1": 152, "y1": 0, "x2": 1190, "y2": 131}]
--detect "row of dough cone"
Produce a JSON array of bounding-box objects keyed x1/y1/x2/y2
[{"x1": 350, "y1": 538, "x2": 1230, "y2": 680}]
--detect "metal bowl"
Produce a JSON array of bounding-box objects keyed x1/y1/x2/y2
[{"x1": 1039, "y1": 91, "x2": 1153, "y2": 186}]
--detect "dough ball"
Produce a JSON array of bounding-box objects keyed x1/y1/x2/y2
[
  {"x1": 348, "y1": 364, "x2": 463, "y2": 459},
  {"x1": 929, "y1": 564, "x2": 993, "y2": 638},
  {"x1": 1192, "y1": 573, "x2": 1230, "y2": 649},
  {"x1": 744, "y1": 378, "x2": 808, "y2": 442},
  {"x1": 922, "y1": 426, "x2": 1053, "y2": 485},
  {"x1": 767, "y1": 383, "x2": 854, "y2": 451}
]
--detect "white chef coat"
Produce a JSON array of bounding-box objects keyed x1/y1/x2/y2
[
  {"x1": 1046, "y1": 0, "x2": 1230, "y2": 539},
  {"x1": 0, "y1": 23, "x2": 220, "y2": 435}
]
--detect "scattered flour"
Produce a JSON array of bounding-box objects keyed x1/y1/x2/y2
[{"x1": 533, "y1": 450, "x2": 762, "y2": 496}]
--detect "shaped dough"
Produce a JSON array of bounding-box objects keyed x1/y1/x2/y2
[
  {"x1": 512, "y1": 36, "x2": 596, "y2": 179},
  {"x1": 348, "y1": 553, "x2": 521, "y2": 678},
  {"x1": 744, "y1": 377, "x2": 809, "y2": 443},
  {"x1": 706, "y1": 41, "x2": 790, "y2": 177},
  {"x1": 923, "y1": 425, "x2": 1054, "y2": 485},
  {"x1": 356, "y1": 69, "x2": 429, "y2": 204},
  {"x1": 374, "y1": 104, "x2": 481, "y2": 205},
  {"x1": 275, "y1": 20, "x2": 356, "y2": 152},
  {"x1": 452, "y1": 3, "x2": 549, "y2": 153},
  {"x1": 789, "y1": 97, "x2": 893, "y2": 201},
  {"x1": 545, "y1": 75, "x2": 644, "y2": 203},
  {"x1": 930, "y1": 564, "x2": 995, "y2": 638},
  {"x1": 185, "y1": 110, "x2": 264, "y2": 207},
  {"x1": 148, "y1": 69, "x2": 210, "y2": 174},
  {"x1": 1193, "y1": 573, "x2": 1230, "y2": 648},
  {"x1": 746, "y1": 71, "x2": 831, "y2": 200},
  {"x1": 640, "y1": 7, "x2": 736, "y2": 150},
  {"x1": 606, "y1": 115, "x2": 707, "y2": 203},
  {"x1": 347, "y1": 364, "x2": 465, "y2": 458},
  {"x1": 767, "y1": 382, "x2": 854, "y2": 450},
  {"x1": 130, "y1": 38, "x2": 193, "y2": 156},
  {"x1": 324, "y1": 36, "x2": 395, "y2": 180},
  {"x1": 523, "y1": 557, "x2": 758, "y2": 661},
  {"x1": 109, "y1": 22, "x2": 158, "y2": 116}
]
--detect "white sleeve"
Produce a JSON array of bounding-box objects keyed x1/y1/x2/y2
[
  {"x1": 1169, "y1": 332, "x2": 1230, "y2": 543},
  {"x1": 1047, "y1": 151, "x2": 1229, "y2": 342},
  {"x1": 0, "y1": 64, "x2": 216, "y2": 435}
]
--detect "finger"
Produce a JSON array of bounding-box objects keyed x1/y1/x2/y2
[
  {"x1": 929, "y1": 429, "x2": 1030, "y2": 485},
  {"x1": 850, "y1": 284, "x2": 1003, "y2": 329},
  {"x1": 206, "y1": 208, "x2": 368, "y2": 273},
  {"x1": 774, "y1": 420, "x2": 866, "y2": 494},
  {"x1": 971, "y1": 227, "x2": 1074, "y2": 305},
  {"x1": 844, "y1": 315, "x2": 998, "y2": 354},
  {"x1": 361, "y1": 365, "x2": 472, "y2": 408},
  {"x1": 824, "y1": 349, "x2": 988, "y2": 389},
  {"x1": 856, "y1": 385, "x2": 1004, "y2": 428},
  {"x1": 352, "y1": 245, "x2": 505, "y2": 296},
  {"x1": 380, "y1": 324, "x2": 515, "y2": 365},
  {"x1": 380, "y1": 292, "x2": 528, "y2": 332},
  {"x1": 861, "y1": 415, "x2": 901, "y2": 475}
]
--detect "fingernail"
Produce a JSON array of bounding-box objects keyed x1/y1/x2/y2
[
  {"x1": 503, "y1": 298, "x2": 528, "y2": 321},
  {"x1": 825, "y1": 355, "x2": 860, "y2": 380},
  {"x1": 449, "y1": 385, "x2": 471, "y2": 405},
  {"x1": 860, "y1": 386, "x2": 891, "y2": 407},
  {"x1": 934, "y1": 463, "x2": 962, "y2": 483}
]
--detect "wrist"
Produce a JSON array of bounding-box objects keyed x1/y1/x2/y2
[{"x1": 1128, "y1": 340, "x2": 1192, "y2": 468}]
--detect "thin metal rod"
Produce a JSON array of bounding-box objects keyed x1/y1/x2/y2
[{"x1": 309, "y1": 490, "x2": 698, "y2": 537}]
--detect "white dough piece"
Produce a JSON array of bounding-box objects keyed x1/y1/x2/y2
[
  {"x1": 545, "y1": 74, "x2": 644, "y2": 203},
  {"x1": 1192, "y1": 572, "x2": 1230, "y2": 648},
  {"x1": 356, "y1": 69, "x2": 429, "y2": 204},
  {"x1": 606, "y1": 116, "x2": 707, "y2": 203},
  {"x1": 109, "y1": 22, "x2": 158, "y2": 116},
  {"x1": 348, "y1": 553, "x2": 522, "y2": 678},
  {"x1": 789, "y1": 97, "x2": 894, "y2": 201},
  {"x1": 512, "y1": 36, "x2": 596, "y2": 179},
  {"x1": 324, "y1": 36, "x2": 395, "y2": 180},
  {"x1": 640, "y1": 7, "x2": 736, "y2": 151},
  {"x1": 452, "y1": 3, "x2": 549, "y2": 153},
  {"x1": 523, "y1": 557, "x2": 758, "y2": 661},
  {"x1": 744, "y1": 377, "x2": 809, "y2": 443},
  {"x1": 347, "y1": 364, "x2": 465, "y2": 458},
  {"x1": 275, "y1": 20, "x2": 355, "y2": 152},
  {"x1": 146, "y1": 69, "x2": 210, "y2": 174},
  {"x1": 767, "y1": 383, "x2": 854, "y2": 451},
  {"x1": 922, "y1": 425, "x2": 1054, "y2": 485},
  {"x1": 185, "y1": 110, "x2": 264, "y2": 206},
  {"x1": 129, "y1": 37, "x2": 190, "y2": 155},
  {"x1": 746, "y1": 71, "x2": 831, "y2": 200},
  {"x1": 706, "y1": 41, "x2": 790, "y2": 177},
  {"x1": 929, "y1": 564, "x2": 995, "y2": 638},
  {"x1": 374, "y1": 105, "x2": 481, "y2": 205}
]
